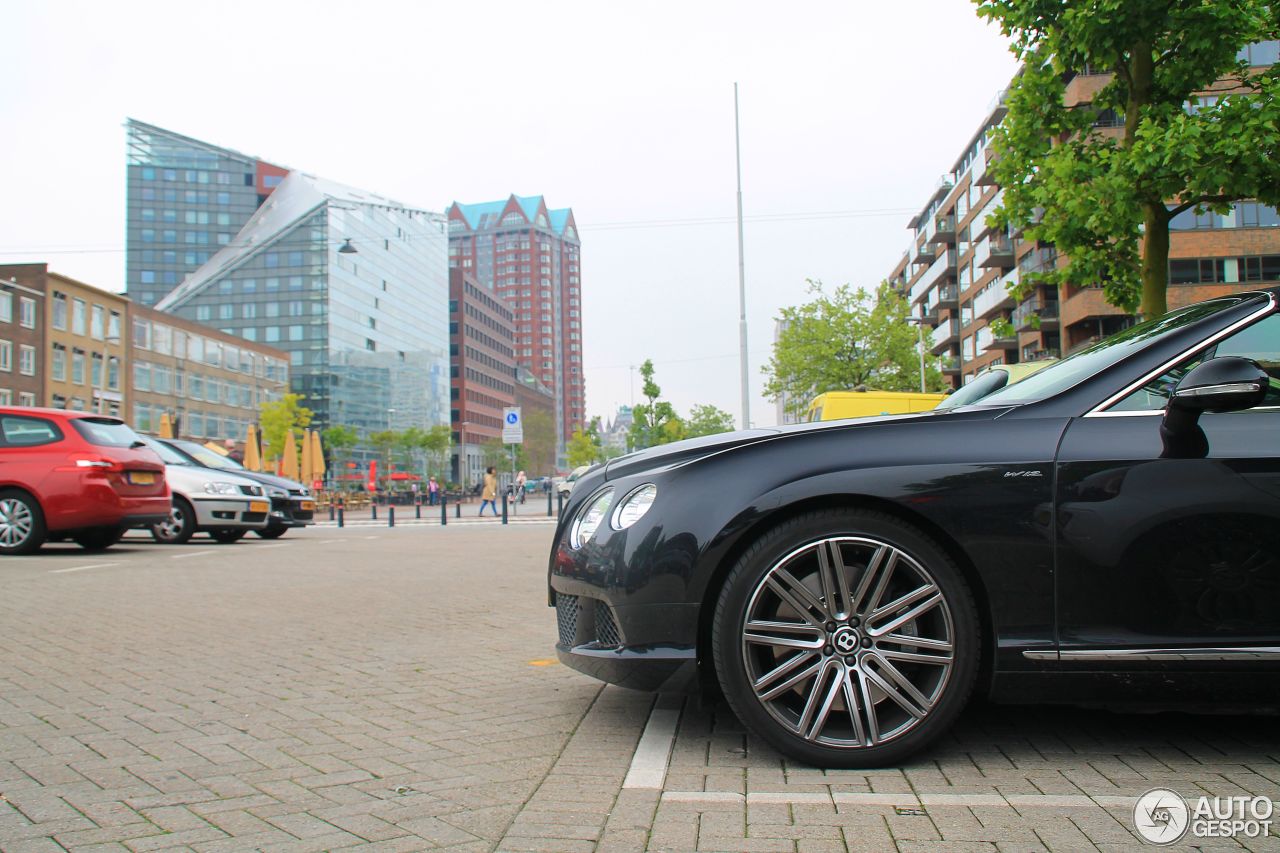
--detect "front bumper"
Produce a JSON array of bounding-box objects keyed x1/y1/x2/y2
[
  {"x1": 552, "y1": 591, "x2": 699, "y2": 692},
  {"x1": 268, "y1": 496, "x2": 315, "y2": 528},
  {"x1": 191, "y1": 496, "x2": 270, "y2": 529}
]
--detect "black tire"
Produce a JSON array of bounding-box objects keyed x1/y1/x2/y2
[
  {"x1": 0, "y1": 489, "x2": 47, "y2": 556},
  {"x1": 73, "y1": 526, "x2": 126, "y2": 551},
  {"x1": 712, "y1": 509, "x2": 979, "y2": 768},
  {"x1": 209, "y1": 528, "x2": 246, "y2": 544},
  {"x1": 254, "y1": 525, "x2": 288, "y2": 540},
  {"x1": 151, "y1": 497, "x2": 196, "y2": 545}
]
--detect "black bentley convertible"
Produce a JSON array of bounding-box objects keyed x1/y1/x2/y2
[{"x1": 549, "y1": 288, "x2": 1280, "y2": 767}]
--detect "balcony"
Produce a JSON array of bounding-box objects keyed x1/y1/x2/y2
[
  {"x1": 975, "y1": 233, "x2": 1015, "y2": 270},
  {"x1": 973, "y1": 280, "x2": 1015, "y2": 320},
  {"x1": 940, "y1": 355, "x2": 961, "y2": 374},
  {"x1": 974, "y1": 146, "x2": 1000, "y2": 186},
  {"x1": 936, "y1": 285, "x2": 959, "y2": 309},
  {"x1": 1019, "y1": 246, "x2": 1059, "y2": 277},
  {"x1": 968, "y1": 188, "x2": 1003, "y2": 240},
  {"x1": 1013, "y1": 294, "x2": 1060, "y2": 331},
  {"x1": 922, "y1": 250, "x2": 958, "y2": 291},
  {"x1": 929, "y1": 215, "x2": 956, "y2": 245},
  {"x1": 914, "y1": 243, "x2": 937, "y2": 265},
  {"x1": 919, "y1": 304, "x2": 938, "y2": 324},
  {"x1": 931, "y1": 319, "x2": 960, "y2": 351},
  {"x1": 1022, "y1": 347, "x2": 1060, "y2": 362}
]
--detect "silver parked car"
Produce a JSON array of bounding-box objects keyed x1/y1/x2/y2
[{"x1": 140, "y1": 438, "x2": 271, "y2": 544}]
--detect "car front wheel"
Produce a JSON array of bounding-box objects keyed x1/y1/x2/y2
[
  {"x1": 209, "y1": 528, "x2": 246, "y2": 544},
  {"x1": 151, "y1": 498, "x2": 196, "y2": 545},
  {"x1": 0, "y1": 490, "x2": 46, "y2": 556},
  {"x1": 254, "y1": 525, "x2": 287, "y2": 540},
  {"x1": 712, "y1": 509, "x2": 979, "y2": 768}
]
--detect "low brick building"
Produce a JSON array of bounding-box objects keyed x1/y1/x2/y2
[{"x1": 0, "y1": 267, "x2": 47, "y2": 407}]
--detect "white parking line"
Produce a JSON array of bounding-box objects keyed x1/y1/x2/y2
[
  {"x1": 255, "y1": 543, "x2": 288, "y2": 549},
  {"x1": 656, "y1": 791, "x2": 1148, "y2": 809},
  {"x1": 171, "y1": 550, "x2": 215, "y2": 559},
  {"x1": 622, "y1": 696, "x2": 682, "y2": 789},
  {"x1": 49, "y1": 562, "x2": 119, "y2": 574}
]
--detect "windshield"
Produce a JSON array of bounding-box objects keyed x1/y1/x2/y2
[
  {"x1": 140, "y1": 436, "x2": 192, "y2": 466},
  {"x1": 935, "y1": 370, "x2": 1008, "y2": 410},
  {"x1": 971, "y1": 296, "x2": 1253, "y2": 407},
  {"x1": 168, "y1": 439, "x2": 246, "y2": 472}
]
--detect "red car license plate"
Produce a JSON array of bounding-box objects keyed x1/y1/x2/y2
[{"x1": 127, "y1": 471, "x2": 157, "y2": 485}]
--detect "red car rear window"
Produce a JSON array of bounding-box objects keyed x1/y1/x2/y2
[{"x1": 70, "y1": 418, "x2": 145, "y2": 448}]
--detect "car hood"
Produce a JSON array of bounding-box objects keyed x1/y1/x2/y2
[
  {"x1": 601, "y1": 408, "x2": 995, "y2": 481},
  {"x1": 231, "y1": 471, "x2": 308, "y2": 493}
]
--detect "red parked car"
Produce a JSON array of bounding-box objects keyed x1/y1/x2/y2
[{"x1": 0, "y1": 407, "x2": 170, "y2": 555}]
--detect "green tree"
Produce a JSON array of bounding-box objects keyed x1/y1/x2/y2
[
  {"x1": 685, "y1": 404, "x2": 736, "y2": 438},
  {"x1": 521, "y1": 409, "x2": 556, "y2": 475},
  {"x1": 763, "y1": 281, "x2": 942, "y2": 421},
  {"x1": 629, "y1": 360, "x2": 686, "y2": 450},
  {"x1": 421, "y1": 425, "x2": 452, "y2": 478},
  {"x1": 566, "y1": 428, "x2": 602, "y2": 468},
  {"x1": 258, "y1": 393, "x2": 313, "y2": 467},
  {"x1": 322, "y1": 425, "x2": 358, "y2": 486},
  {"x1": 977, "y1": 0, "x2": 1280, "y2": 317},
  {"x1": 368, "y1": 429, "x2": 398, "y2": 483}
]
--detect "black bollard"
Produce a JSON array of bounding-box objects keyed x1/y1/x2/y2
[
  {"x1": 415, "y1": 501, "x2": 421, "y2": 519},
  {"x1": 389, "y1": 506, "x2": 395, "y2": 527},
  {"x1": 557, "y1": 493, "x2": 564, "y2": 518},
  {"x1": 502, "y1": 495, "x2": 508, "y2": 525},
  {"x1": 328, "y1": 503, "x2": 335, "y2": 521},
  {"x1": 547, "y1": 489, "x2": 552, "y2": 517},
  {"x1": 371, "y1": 503, "x2": 377, "y2": 521},
  {"x1": 441, "y1": 495, "x2": 447, "y2": 526},
  {"x1": 455, "y1": 501, "x2": 460, "y2": 519},
  {"x1": 338, "y1": 506, "x2": 344, "y2": 528}
]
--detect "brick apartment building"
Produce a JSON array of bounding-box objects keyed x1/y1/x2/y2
[
  {"x1": 447, "y1": 195, "x2": 583, "y2": 465},
  {"x1": 0, "y1": 269, "x2": 47, "y2": 407},
  {"x1": 888, "y1": 40, "x2": 1280, "y2": 387},
  {"x1": 449, "y1": 268, "x2": 517, "y2": 488}
]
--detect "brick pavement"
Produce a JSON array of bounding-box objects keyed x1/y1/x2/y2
[{"x1": 2, "y1": 526, "x2": 1279, "y2": 852}]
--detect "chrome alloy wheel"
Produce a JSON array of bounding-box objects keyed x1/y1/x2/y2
[
  {"x1": 0, "y1": 498, "x2": 34, "y2": 548},
  {"x1": 741, "y1": 536, "x2": 955, "y2": 749},
  {"x1": 155, "y1": 505, "x2": 187, "y2": 541}
]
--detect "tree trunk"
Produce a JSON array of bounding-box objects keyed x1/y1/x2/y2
[{"x1": 1141, "y1": 200, "x2": 1169, "y2": 319}]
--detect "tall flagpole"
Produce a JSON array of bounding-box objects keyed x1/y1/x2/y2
[{"x1": 734, "y1": 83, "x2": 751, "y2": 430}]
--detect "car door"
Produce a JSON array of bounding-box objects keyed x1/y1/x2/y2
[{"x1": 1052, "y1": 312, "x2": 1280, "y2": 658}]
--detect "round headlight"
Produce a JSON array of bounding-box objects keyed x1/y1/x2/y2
[
  {"x1": 611, "y1": 484, "x2": 657, "y2": 530},
  {"x1": 571, "y1": 488, "x2": 614, "y2": 549}
]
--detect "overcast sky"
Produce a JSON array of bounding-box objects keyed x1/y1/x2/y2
[{"x1": 1, "y1": 0, "x2": 1018, "y2": 428}]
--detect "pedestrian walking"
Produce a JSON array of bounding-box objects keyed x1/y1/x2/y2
[
  {"x1": 479, "y1": 466, "x2": 499, "y2": 517},
  {"x1": 427, "y1": 475, "x2": 439, "y2": 506},
  {"x1": 515, "y1": 470, "x2": 527, "y2": 504}
]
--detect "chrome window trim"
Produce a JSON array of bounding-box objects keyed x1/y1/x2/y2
[
  {"x1": 1084, "y1": 293, "x2": 1276, "y2": 417},
  {"x1": 1024, "y1": 647, "x2": 1280, "y2": 661}
]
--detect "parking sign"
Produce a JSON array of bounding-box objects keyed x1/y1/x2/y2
[{"x1": 502, "y1": 407, "x2": 523, "y2": 444}]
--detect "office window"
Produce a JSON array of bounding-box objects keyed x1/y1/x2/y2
[
  {"x1": 91, "y1": 304, "x2": 104, "y2": 339},
  {"x1": 51, "y1": 292, "x2": 67, "y2": 329},
  {"x1": 51, "y1": 346, "x2": 66, "y2": 382},
  {"x1": 19, "y1": 298, "x2": 35, "y2": 329},
  {"x1": 141, "y1": 270, "x2": 156, "y2": 284},
  {"x1": 0, "y1": 389, "x2": 10, "y2": 405},
  {"x1": 72, "y1": 298, "x2": 87, "y2": 335},
  {"x1": 0, "y1": 340, "x2": 9, "y2": 372},
  {"x1": 133, "y1": 362, "x2": 151, "y2": 392},
  {"x1": 17, "y1": 392, "x2": 33, "y2": 407},
  {"x1": 196, "y1": 305, "x2": 212, "y2": 321},
  {"x1": 219, "y1": 304, "x2": 234, "y2": 320},
  {"x1": 108, "y1": 357, "x2": 119, "y2": 391},
  {"x1": 72, "y1": 351, "x2": 85, "y2": 384},
  {"x1": 19, "y1": 346, "x2": 35, "y2": 376}
]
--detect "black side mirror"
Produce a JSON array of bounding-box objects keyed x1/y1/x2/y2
[
  {"x1": 1160, "y1": 356, "x2": 1269, "y2": 455},
  {"x1": 1169, "y1": 356, "x2": 1269, "y2": 414}
]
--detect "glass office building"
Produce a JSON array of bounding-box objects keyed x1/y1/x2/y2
[
  {"x1": 126, "y1": 120, "x2": 288, "y2": 307},
  {"x1": 155, "y1": 173, "x2": 451, "y2": 457}
]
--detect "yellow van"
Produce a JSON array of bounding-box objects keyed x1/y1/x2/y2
[{"x1": 806, "y1": 389, "x2": 948, "y2": 422}]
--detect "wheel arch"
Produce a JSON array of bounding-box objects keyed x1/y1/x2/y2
[
  {"x1": 0, "y1": 484, "x2": 48, "y2": 519},
  {"x1": 694, "y1": 493, "x2": 996, "y2": 701}
]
